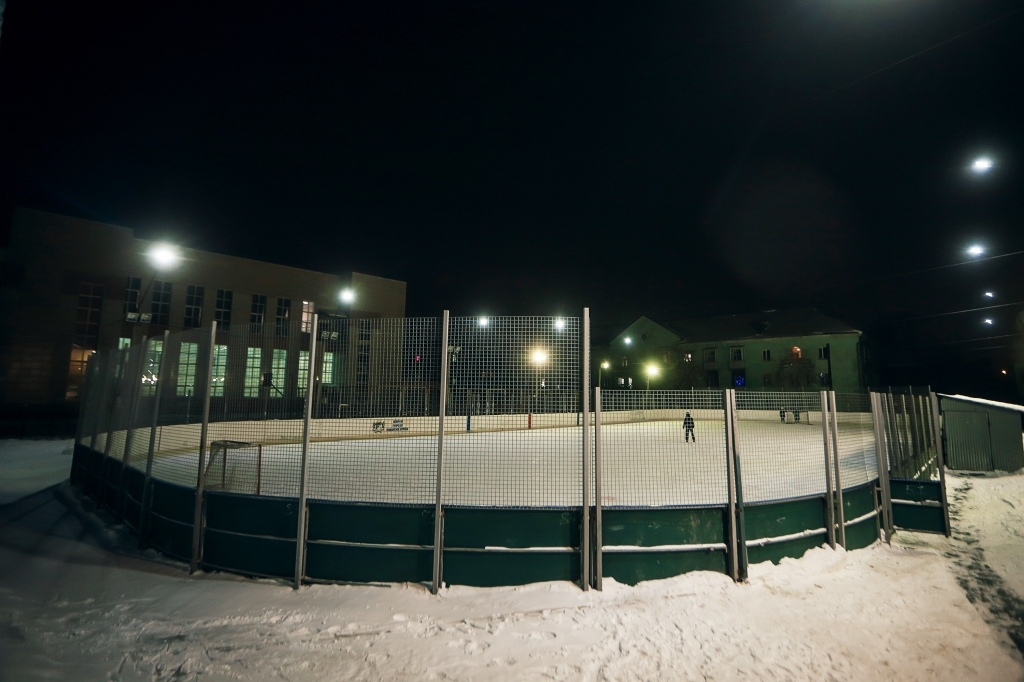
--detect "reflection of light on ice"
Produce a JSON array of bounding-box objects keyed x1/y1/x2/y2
[{"x1": 141, "y1": 417, "x2": 879, "y2": 508}]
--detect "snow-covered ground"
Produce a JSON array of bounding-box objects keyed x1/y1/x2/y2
[
  {"x1": 3, "y1": 440, "x2": 1024, "y2": 681},
  {"x1": 0, "y1": 438, "x2": 73, "y2": 505}
]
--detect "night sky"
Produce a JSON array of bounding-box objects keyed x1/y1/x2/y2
[{"x1": 1, "y1": 1, "x2": 1022, "y2": 397}]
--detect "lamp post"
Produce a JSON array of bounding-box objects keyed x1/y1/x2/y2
[
  {"x1": 128, "y1": 243, "x2": 182, "y2": 337},
  {"x1": 600, "y1": 361, "x2": 610, "y2": 389},
  {"x1": 531, "y1": 348, "x2": 548, "y2": 413},
  {"x1": 645, "y1": 364, "x2": 659, "y2": 410}
]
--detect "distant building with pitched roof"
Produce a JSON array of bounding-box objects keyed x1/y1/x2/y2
[{"x1": 601, "y1": 308, "x2": 864, "y2": 393}]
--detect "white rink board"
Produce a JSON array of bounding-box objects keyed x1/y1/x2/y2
[{"x1": 146, "y1": 417, "x2": 880, "y2": 507}]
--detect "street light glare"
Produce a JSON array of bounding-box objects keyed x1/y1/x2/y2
[
  {"x1": 478, "y1": 317, "x2": 489, "y2": 327},
  {"x1": 984, "y1": 319, "x2": 994, "y2": 325},
  {"x1": 984, "y1": 292, "x2": 995, "y2": 298},
  {"x1": 339, "y1": 288, "x2": 355, "y2": 304},
  {"x1": 966, "y1": 245, "x2": 985, "y2": 257},
  {"x1": 970, "y1": 156, "x2": 994, "y2": 173},
  {"x1": 147, "y1": 243, "x2": 180, "y2": 270},
  {"x1": 554, "y1": 318, "x2": 565, "y2": 330},
  {"x1": 624, "y1": 337, "x2": 632, "y2": 345},
  {"x1": 645, "y1": 364, "x2": 659, "y2": 377},
  {"x1": 601, "y1": 361, "x2": 610, "y2": 369},
  {"x1": 530, "y1": 349, "x2": 548, "y2": 365}
]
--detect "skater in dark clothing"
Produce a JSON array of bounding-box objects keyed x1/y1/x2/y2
[{"x1": 683, "y1": 411, "x2": 696, "y2": 443}]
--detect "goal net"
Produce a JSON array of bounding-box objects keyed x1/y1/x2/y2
[{"x1": 206, "y1": 440, "x2": 264, "y2": 495}]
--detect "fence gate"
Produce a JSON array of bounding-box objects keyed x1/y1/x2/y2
[{"x1": 943, "y1": 411, "x2": 994, "y2": 471}]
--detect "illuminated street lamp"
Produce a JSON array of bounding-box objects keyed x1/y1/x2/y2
[
  {"x1": 984, "y1": 291, "x2": 995, "y2": 298},
  {"x1": 339, "y1": 288, "x2": 355, "y2": 304},
  {"x1": 530, "y1": 348, "x2": 549, "y2": 412},
  {"x1": 147, "y1": 243, "x2": 181, "y2": 270},
  {"x1": 970, "y1": 156, "x2": 994, "y2": 174},
  {"x1": 644, "y1": 364, "x2": 659, "y2": 409},
  {"x1": 128, "y1": 243, "x2": 182, "y2": 326},
  {"x1": 600, "y1": 360, "x2": 610, "y2": 388},
  {"x1": 984, "y1": 319, "x2": 994, "y2": 325},
  {"x1": 554, "y1": 318, "x2": 566, "y2": 331},
  {"x1": 966, "y1": 244, "x2": 985, "y2": 257},
  {"x1": 624, "y1": 337, "x2": 632, "y2": 345},
  {"x1": 478, "y1": 316, "x2": 489, "y2": 327}
]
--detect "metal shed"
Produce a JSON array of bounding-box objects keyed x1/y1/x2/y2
[{"x1": 939, "y1": 394, "x2": 1024, "y2": 472}]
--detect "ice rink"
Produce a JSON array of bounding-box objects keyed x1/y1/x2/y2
[{"x1": 141, "y1": 415, "x2": 880, "y2": 507}]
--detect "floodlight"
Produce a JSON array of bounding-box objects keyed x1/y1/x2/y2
[
  {"x1": 340, "y1": 288, "x2": 355, "y2": 304},
  {"x1": 984, "y1": 319, "x2": 994, "y2": 325},
  {"x1": 970, "y1": 156, "x2": 994, "y2": 174},
  {"x1": 984, "y1": 292, "x2": 995, "y2": 298},
  {"x1": 555, "y1": 318, "x2": 566, "y2": 330},
  {"x1": 966, "y1": 245, "x2": 985, "y2": 257},
  {"x1": 645, "y1": 364, "x2": 659, "y2": 377},
  {"x1": 624, "y1": 337, "x2": 632, "y2": 345},
  {"x1": 601, "y1": 361, "x2": 610, "y2": 369},
  {"x1": 147, "y1": 243, "x2": 180, "y2": 270},
  {"x1": 1002, "y1": 370, "x2": 1008, "y2": 375},
  {"x1": 530, "y1": 349, "x2": 548, "y2": 365},
  {"x1": 478, "y1": 317, "x2": 489, "y2": 327}
]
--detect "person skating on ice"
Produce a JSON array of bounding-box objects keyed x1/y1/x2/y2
[{"x1": 683, "y1": 411, "x2": 696, "y2": 443}]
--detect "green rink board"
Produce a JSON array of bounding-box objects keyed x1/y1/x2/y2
[
  {"x1": 747, "y1": 531, "x2": 828, "y2": 566},
  {"x1": 443, "y1": 549, "x2": 579, "y2": 587},
  {"x1": 841, "y1": 483, "x2": 876, "y2": 520},
  {"x1": 307, "y1": 502, "x2": 434, "y2": 546},
  {"x1": 602, "y1": 507, "x2": 726, "y2": 547},
  {"x1": 100, "y1": 458, "x2": 122, "y2": 510},
  {"x1": 205, "y1": 492, "x2": 299, "y2": 539},
  {"x1": 603, "y1": 549, "x2": 727, "y2": 585},
  {"x1": 147, "y1": 513, "x2": 192, "y2": 561},
  {"x1": 444, "y1": 508, "x2": 581, "y2": 550},
  {"x1": 890, "y1": 479, "x2": 942, "y2": 503},
  {"x1": 744, "y1": 496, "x2": 827, "y2": 541},
  {"x1": 844, "y1": 514, "x2": 879, "y2": 550},
  {"x1": 893, "y1": 502, "x2": 946, "y2": 534},
  {"x1": 305, "y1": 543, "x2": 433, "y2": 584},
  {"x1": 150, "y1": 479, "x2": 196, "y2": 525},
  {"x1": 203, "y1": 529, "x2": 295, "y2": 578}
]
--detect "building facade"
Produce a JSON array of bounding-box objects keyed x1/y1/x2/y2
[
  {"x1": 0, "y1": 208, "x2": 406, "y2": 406},
  {"x1": 601, "y1": 309, "x2": 865, "y2": 393}
]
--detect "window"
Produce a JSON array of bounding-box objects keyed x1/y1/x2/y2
[
  {"x1": 177, "y1": 342, "x2": 199, "y2": 396},
  {"x1": 617, "y1": 377, "x2": 625, "y2": 386},
  {"x1": 211, "y1": 345, "x2": 228, "y2": 397},
  {"x1": 818, "y1": 346, "x2": 829, "y2": 360},
  {"x1": 118, "y1": 337, "x2": 131, "y2": 350},
  {"x1": 703, "y1": 349, "x2": 717, "y2": 364},
  {"x1": 298, "y1": 350, "x2": 310, "y2": 396},
  {"x1": 250, "y1": 294, "x2": 267, "y2": 326},
  {"x1": 682, "y1": 353, "x2": 692, "y2": 362},
  {"x1": 276, "y1": 298, "x2": 291, "y2": 335},
  {"x1": 321, "y1": 351, "x2": 336, "y2": 385},
  {"x1": 732, "y1": 369, "x2": 746, "y2": 387},
  {"x1": 215, "y1": 290, "x2": 233, "y2": 329},
  {"x1": 140, "y1": 339, "x2": 163, "y2": 396},
  {"x1": 730, "y1": 347, "x2": 743, "y2": 362},
  {"x1": 151, "y1": 281, "x2": 172, "y2": 325},
  {"x1": 271, "y1": 349, "x2": 287, "y2": 392},
  {"x1": 301, "y1": 301, "x2": 314, "y2": 333},
  {"x1": 763, "y1": 374, "x2": 773, "y2": 386},
  {"x1": 74, "y1": 282, "x2": 103, "y2": 349},
  {"x1": 762, "y1": 349, "x2": 771, "y2": 362},
  {"x1": 124, "y1": 277, "x2": 141, "y2": 317},
  {"x1": 244, "y1": 347, "x2": 262, "y2": 397},
  {"x1": 184, "y1": 285, "x2": 204, "y2": 328},
  {"x1": 706, "y1": 370, "x2": 720, "y2": 388},
  {"x1": 620, "y1": 356, "x2": 628, "y2": 368}
]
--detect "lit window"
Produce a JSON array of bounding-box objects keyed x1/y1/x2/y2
[
  {"x1": 140, "y1": 339, "x2": 163, "y2": 396},
  {"x1": 301, "y1": 301, "x2": 314, "y2": 333},
  {"x1": 211, "y1": 344, "x2": 228, "y2": 397},
  {"x1": 244, "y1": 347, "x2": 262, "y2": 397},
  {"x1": 682, "y1": 353, "x2": 692, "y2": 362},
  {"x1": 271, "y1": 349, "x2": 287, "y2": 392},
  {"x1": 118, "y1": 337, "x2": 132, "y2": 350},
  {"x1": 322, "y1": 351, "x2": 336, "y2": 385},
  {"x1": 177, "y1": 342, "x2": 199, "y2": 396},
  {"x1": 298, "y1": 350, "x2": 310, "y2": 396}
]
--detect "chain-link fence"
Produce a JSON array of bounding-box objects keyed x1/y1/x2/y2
[{"x1": 73, "y1": 314, "x2": 949, "y2": 588}]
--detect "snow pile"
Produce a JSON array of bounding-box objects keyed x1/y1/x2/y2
[{"x1": 0, "y1": 438, "x2": 73, "y2": 504}]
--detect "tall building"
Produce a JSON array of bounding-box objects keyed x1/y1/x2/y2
[
  {"x1": 601, "y1": 309, "x2": 865, "y2": 393},
  {"x1": 0, "y1": 208, "x2": 406, "y2": 407}
]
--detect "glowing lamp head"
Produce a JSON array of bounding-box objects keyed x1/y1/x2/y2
[
  {"x1": 147, "y1": 243, "x2": 181, "y2": 270},
  {"x1": 601, "y1": 361, "x2": 610, "y2": 369},
  {"x1": 966, "y1": 245, "x2": 985, "y2": 257},
  {"x1": 339, "y1": 288, "x2": 355, "y2": 304},
  {"x1": 645, "y1": 364, "x2": 659, "y2": 378},
  {"x1": 970, "y1": 156, "x2": 994, "y2": 174},
  {"x1": 530, "y1": 349, "x2": 548, "y2": 366},
  {"x1": 624, "y1": 337, "x2": 632, "y2": 345},
  {"x1": 985, "y1": 292, "x2": 995, "y2": 298},
  {"x1": 478, "y1": 317, "x2": 489, "y2": 327},
  {"x1": 984, "y1": 319, "x2": 994, "y2": 325}
]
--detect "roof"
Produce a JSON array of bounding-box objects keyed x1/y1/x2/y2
[
  {"x1": 939, "y1": 394, "x2": 1024, "y2": 415},
  {"x1": 658, "y1": 308, "x2": 860, "y2": 344}
]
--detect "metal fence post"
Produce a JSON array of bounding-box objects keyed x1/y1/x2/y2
[
  {"x1": 294, "y1": 314, "x2": 318, "y2": 588},
  {"x1": 829, "y1": 391, "x2": 845, "y2": 547},
  {"x1": 870, "y1": 392, "x2": 893, "y2": 543},
  {"x1": 929, "y1": 390, "x2": 952, "y2": 537},
  {"x1": 118, "y1": 337, "x2": 147, "y2": 520},
  {"x1": 139, "y1": 331, "x2": 170, "y2": 548},
  {"x1": 581, "y1": 308, "x2": 591, "y2": 591},
  {"x1": 594, "y1": 386, "x2": 603, "y2": 591},
  {"x1": 819, "y1": 391, "x2": 836, "y2": 548},
  {"x1": 727, "y1": 389, "x2": 748, "y2": 581},
  {"x1": 190, "y1": 321, "x2": 218, "y2": 574},
  {"x1": 432, "y1": 311, "x2": 450, "y2": 595},
  {"x1": 89, "y1": 352, "x2": 110, "y2": 451}
]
